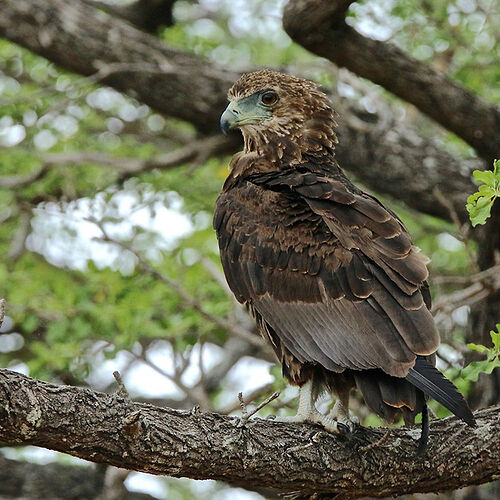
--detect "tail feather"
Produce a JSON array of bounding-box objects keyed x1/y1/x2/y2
[{"x1": 405, "y1": 357, "x2": 476, "y2": 427}]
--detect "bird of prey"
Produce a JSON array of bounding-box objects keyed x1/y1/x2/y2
[{"x1": 214, "y1": 69, "x2": 475, "y2": 452}]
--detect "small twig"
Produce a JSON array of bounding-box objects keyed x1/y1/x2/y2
[
  {"x1": 433, "y1": 186, "x2": 477, "y2": 271},
  {"x1": 0, "y1": 62, "x2": 173, "y2": 107},
  {"x1": 433, "y1": 281, "x2": 493, "y2": 314},
  {"x1": 0, "y1": 299, "x2": 6, "y2": 329},
  {"x1": 112, "y1": 371, "x2": 131, "y2": 402},
  {"x1": 0, "y1": 165, "x2": 49, "y2": 189},
  {"x1": 238, "y1": 392, "x2": 248, "y2": 418},
  {"x1": 87, "y1": 220, "x2": 264, "y2": 348},
  {"x1": 7, "y1": 211, "x2": 31, "y2": 262},
  {"x1": 360, "y1": 430, "x2": 391, "y2": 453},
  {"x1": 286, "y1": 434, "x2": 319, "y2": 455},
  {"x1": 219, "y1": 382, "x2": 275, "y2": 414},
  {"x1": 238, "y1": 391, "x2": 281, "y2": 427},
  {"x1": 1, "y1": 135, "x2": 231, "y2": 197},
  {"x1": 432, "y1": 264, "x2": 500, "y2": 286}
]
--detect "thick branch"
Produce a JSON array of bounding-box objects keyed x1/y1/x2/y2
[
  {"x1": 86, "y1": 0, "x2": 175, "y2": 33},
  {"x1": 0, "y1": 0, "x2": 237, "y2": 134},
  {"x1": 0, "y1": 0, "x2": 483, "y2": 223},
  {"x1": 0, "y1": 369, "x2": 498, "y2": 499},
  {"x1": 283, "y1": 0, "x2": 500, "y2": 162}
]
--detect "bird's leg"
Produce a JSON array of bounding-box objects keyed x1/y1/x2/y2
[
  {"x1": 327, "y1": 390, "x2": 358, "y2": 433},
  {"x1": 272, "y1": 379, "x2": 346, "y2": 434}
]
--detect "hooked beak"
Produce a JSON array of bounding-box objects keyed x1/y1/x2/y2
[
  {"x1": 220, "y1": 95, "x2": 272, "y2": 135},
  {"x1": 220, "y1": 104, "x2": 238, "y2": 136}
]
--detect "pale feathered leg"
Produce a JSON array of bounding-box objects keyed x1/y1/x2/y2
[{"x1": 271, "y1": 379, "x2": 347, "y2": 434}]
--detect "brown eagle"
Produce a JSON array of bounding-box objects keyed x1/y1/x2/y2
[{"x1": 214, "y1": 70, "x2": 475, "y2": 451}]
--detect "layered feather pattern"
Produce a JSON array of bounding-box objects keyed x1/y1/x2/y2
[{"x1": 214, "y1": 70, "x2": 475, "y2": 436}]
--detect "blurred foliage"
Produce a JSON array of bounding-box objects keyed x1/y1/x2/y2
[{"x1": 0, "y1": 0, "x2": 499, "y2": 498}]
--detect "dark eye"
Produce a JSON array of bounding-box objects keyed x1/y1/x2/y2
[{"x1": 261, "y1": 91, "x2": 278, "y2": 106}]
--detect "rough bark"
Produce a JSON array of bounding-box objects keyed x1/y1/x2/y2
[
  {"x1": 283, "y1": 0, "x2": 500, "y2": 163},
  {"x1": 0, "y1": 0, "x2": 484, "y2": 223},
  {"x1": 0, "y1": 369, "x2": 499, "y2": 500}
]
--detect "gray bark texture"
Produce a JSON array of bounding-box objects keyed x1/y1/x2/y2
[
  {"x1": 0, "y1": 0, "x2": 485, "y2": 224},
  {"x1": 0, "y1": 369, "x2": 499, "y2": 500}
]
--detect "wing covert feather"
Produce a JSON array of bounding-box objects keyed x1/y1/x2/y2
[{"x1": 214, "y1": 167, "x2": 439, "y2": 377}]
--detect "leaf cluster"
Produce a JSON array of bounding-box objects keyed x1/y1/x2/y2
[
  {"x1": 466, "y1": 159, "x2": 500, "y2": 226},
  {"x1": 461, "y1": 326, "x2": 500, "y2": 382}
]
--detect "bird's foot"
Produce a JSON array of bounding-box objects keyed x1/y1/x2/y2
[
  {"x1": 270, "y1": 409, "x2": 349, "y2": 434},
  {"x1": 328, "y1": 401, "x2": 359, "y2": 433}
]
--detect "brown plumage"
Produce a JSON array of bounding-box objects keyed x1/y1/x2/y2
[{"x1": 214, "y1": 70, "x2": 475, "y2": 451}]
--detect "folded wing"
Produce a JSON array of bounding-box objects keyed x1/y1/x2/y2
[{"x1": 214, "y1": 165, "x2": 440, "y2": 378}]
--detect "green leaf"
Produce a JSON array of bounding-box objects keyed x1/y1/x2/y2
[
  {"x1": 490, "y1": 325, "x2": 500, "y2": 351},
  {"x1": 467, "y1": 342, "x2": 489, "y2": 352},
  {"x1": 477, "y1": 184, "x2": 496, "y2": 195},
  {"x1": 494, "y1": 160, "x2": 500, "y2": 177},
  {"x1": 473, "y1": 170, "x2": 495, "y2": 186},
  {"x1": 466, "y1": 159, "x2": 500, "y2": 226},
  {"x1": 466, "y1": 198, "x2": 494, "y2": 227},
  {"x1": 461, "y1": 358, "x2": 500, "y2": 382},
  {"x1": 463, "y1": 326, "x2": 500, "y2": 381}
]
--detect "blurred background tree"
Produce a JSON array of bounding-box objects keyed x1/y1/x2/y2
[{"x1": 0, "y1": 0, "x2": 498, "y2": 498}]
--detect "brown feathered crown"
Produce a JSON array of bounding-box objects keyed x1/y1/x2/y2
[{"x1": 225, "y1": 70, "x2": 338, "y2": 161}]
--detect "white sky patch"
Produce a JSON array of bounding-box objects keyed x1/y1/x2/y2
[
  {"x1": 123, "y1": 361, "x2": 184, "y2": 398},
  {"x1": 437, "y1": 232, "x2": 464, "y2": 252},
  {"x1": 27, "y1": 189, "x2": 193, "y2": 271},
  {"x1": 437, "y1": 343, "x2": 464, "y2": 369},
  {"x1": 34, "y1": 129, "x2": 57, "y2": 150},
  {"x1": 126, "y1": 473, "x2": 167, "y2": 499},
  {"x1": 218, "y1": 487, "x2": 263, "y2": 500},
  {"x1": 452, "y1": 305, "x2": 469, "y2": 327},
  {"x1": 0, "y1": 123, "x2": 26, "y2": 147},
  {"x1": 1, "y1": 445, "x2": 90, "y2": 468},
  {"x1": 6, "y1": 361, "x2": 30, "y2": 376}
]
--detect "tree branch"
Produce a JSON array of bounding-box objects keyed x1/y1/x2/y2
[
  {"x1": 89, "y1": 222, "x2": 267, "y2": 350},
  {"x1": 85, "y1": 0, "x2": 176, "y2": 33},
  {"x1": 432, "y1": 264, "x2": 500, "y2": 315},
  {"x1": 0, "y1": 369, "x2": 498, "y2": 499},
  {"x1": 283, "y1": 0, "x2": 500, "y2": 162},
  {"x1": 0, "y1": 455, "x2": 157, "y2": 500},
  {"x1": 0, "y1": 0, "x2": 238, "y2": 134},
  {"x1": 43, "y1": 134, "x2": 235, "y2": 184},
  {"x1": 0, "y1": 0, "x2": 484, "y2": 223}
]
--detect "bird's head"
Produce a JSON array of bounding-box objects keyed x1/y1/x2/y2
[{"x1": 221, "y1": 70, "x2": 337, "y2": 157}]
